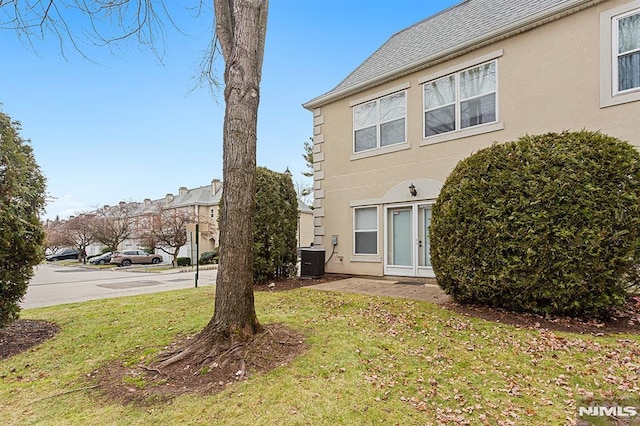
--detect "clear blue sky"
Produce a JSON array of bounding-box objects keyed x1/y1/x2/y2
[{"x1": 0, "y1": 1, "x2": 460, "y2": 220}]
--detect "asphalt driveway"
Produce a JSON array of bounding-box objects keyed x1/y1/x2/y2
[{"x1": 23, "y1": 263, "x2": 216, "y2": 309}]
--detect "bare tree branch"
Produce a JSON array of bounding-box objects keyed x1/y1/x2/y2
[
  {"x1": 0, "y1": 0, "x2": 205, "y2": 63},
  {"x1": 136, "y1": 205, "x2": 193, "y2": 264},
  {"x1": 41, "y1": 1, "x2": 55, "y2": 26},
  {"x1": 213, "y1": 0, "x2": 233, "y2": 61}
]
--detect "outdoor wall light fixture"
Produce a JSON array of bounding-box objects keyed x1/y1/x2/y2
[{"x1": 409, "y1": 183, "x2": 417, "y2": 197}]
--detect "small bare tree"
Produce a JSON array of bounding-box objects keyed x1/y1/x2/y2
[
  {"x1": 65, "y1": 213, "x2": 95, "y2": 263},
  {"x1": 294, "y1": 180, "x2": 313, "y2": 207},
  {"x1": 90, "y1": 203, "x2": 135, "y2": 252},
  {"x1": 139, "y1": 206, "x2": 192, "y2": 265},
  {"x1": 44, "y1": 218, "x2": 71, "y2": 254}
]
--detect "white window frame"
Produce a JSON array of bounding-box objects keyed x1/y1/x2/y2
[
  {"x1": 423, "y1": 59, "x2": 498, "y2": 138},
  {"x1": 353, "y1": 206, "x2": 379, "y2": 256},
  {"x1": 600, "y1": 1, "x2": 640, "y2": 108},
  {"x1": 351, "y1": 89, "x2": 408, "y2": 155},
  {"x1": 419, "y1": 50, "x2": 503, "y2": 146}
]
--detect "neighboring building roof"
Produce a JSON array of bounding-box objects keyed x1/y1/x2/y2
[
  {"x1": 132, "y1": 199, "x2": 166, "y2": 215},
  {"x1": 303, "y1": 0, "x2": 597, "y2": 109},
  {"x1": 169, "y1": 185, "x2": 222, "y2": 208},
  {"x1": 298, "y1": 198, "x2": 313, "y2": 214},
  {"x1": 101, "y1": 181, "x2": 311, "y2": 216}
]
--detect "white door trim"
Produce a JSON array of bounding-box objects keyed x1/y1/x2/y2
[{"x1": 384, "y1": 203, "x2": 435, "y2": 278}]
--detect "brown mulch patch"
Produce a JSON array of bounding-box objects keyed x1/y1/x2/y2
[
  {"x1": 0, "y1": 319, "x2": 59, "y2": 360},
  {"x1": 444, "y1": 296, "x2": 640, "y2": 336},
  {"x1": 253, "y1": 274, "x2": 350, "y2": 292},
  {"x1": 89, "y1": 275, "x2": 350, "y2": 405}
]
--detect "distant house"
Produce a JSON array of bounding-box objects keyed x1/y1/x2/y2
[
  {"x1": 303, "y1": 0, "x2": 640, "y2": 278},
  {"x1": 297, "y1": 197, "x2": 314, "y2": 248},
  {"x1": 162, "y1": 179, "x2": 223, "y2": 260},
  {"x1": 90, "y1": 178, "x2": 314, "y2": 262}
]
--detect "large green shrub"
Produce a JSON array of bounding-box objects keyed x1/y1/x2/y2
[
  {"x1": 431, "y1": 131, "x2": 640, "y2": 319},
  {"x1": 216, "y1": 167, "x2": 298, "y2": 283},
  {"x1": 0, "y1": 111, "x2": 47, "y2": 327},
  {"x1": 253, "y1": 167, "x2": 298, "y2": 283},
  {"x1": 176, "y1": 257, "x2": 191, "y2": 267}
]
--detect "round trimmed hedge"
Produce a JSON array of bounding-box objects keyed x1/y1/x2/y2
[{"x1": 430, "y1": 131, "x2": 640, "y2": 319}]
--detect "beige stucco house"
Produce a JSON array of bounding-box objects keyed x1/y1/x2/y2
[
  {"x1": 166, "y1": 179, "x2": 223, "y2": 260},
  {"x1": 303, "y1": 0, "x2": 640, "y2": 278}
]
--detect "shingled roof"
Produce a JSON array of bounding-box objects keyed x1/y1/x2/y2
[
  {"x1": 101, "y1": 182, "x2": 312, "y2": 217},
  {"x1": 168, "y1": 185, "x2": 222, "y2": 209},
  {"x1": 304, "y1": 0, "x2": 597, "y2": 109}
]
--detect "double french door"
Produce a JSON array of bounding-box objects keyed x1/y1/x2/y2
[{"x1": 384, "y1": 204, "x2": 434, "y2": 277}]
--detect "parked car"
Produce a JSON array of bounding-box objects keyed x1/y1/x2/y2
[
  {"x1": 110, "y1": 250, "x2": 162, "y2": 267},
  {"x1": 89, "y1": 252, "x2": 112, "y2": 265},
  {"x1": 46, "y1": 248, "x2": 79, "y2": 262}
]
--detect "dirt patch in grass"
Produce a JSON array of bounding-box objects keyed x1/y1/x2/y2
[
  {"x1": 89, "y1": 275, "x2": 349, "y2": 405},
  {"x1": 90, "y1": 323, "x2": 307, "y2": 405},
  {"x1": 253, "y1": 274, "x2": 350, "y2": 292},
  {"x1": 0, "y1": 319, "x2": 59, "y2": 360}
]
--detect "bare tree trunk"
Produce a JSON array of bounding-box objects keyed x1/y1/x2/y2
[
  {"x1": 173, "y1": 247, "x2": 180, "y2": 266},
  {"x1": 154, "y1": 0, "x2": 268, "y2": 371},
  {"x1": 199, "y1": 0, "x2": 267, "y2": 341}
]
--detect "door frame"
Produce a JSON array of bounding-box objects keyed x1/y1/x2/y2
[{"x1": 383, "y1": 202, "x2": 435, "y2": 277}]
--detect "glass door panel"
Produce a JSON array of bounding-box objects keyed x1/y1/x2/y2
[
  {"x1": 388, "y1": 208, "x2": 412, "y2": 267},
  {"x1": 418, "y1": 207, "x2": 432, "y2": 268}
]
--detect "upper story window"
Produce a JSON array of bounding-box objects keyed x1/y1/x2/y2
[
  {"x1": 424, "y1": 60, "x2": 497, "y2": 138},
  {"x1": 615, "y1": 10, "x2": 640, "y2": 93},
  {"x1": 600, "y1": 1, "x2": 640, "y2": 107},
  {"x1": 353, "y1": 91, "x2": 406, "y2": 153}
]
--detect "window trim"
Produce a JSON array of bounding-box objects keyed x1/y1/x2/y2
[
  {"x1": 600, "y1": 0, "x2": 640, "y2": 108},
  {"x1": 352, "y1": 89, "x2": 408, "y2": 155},
  {"x1": 350, "y1": 140, "x2": 411, "y2": 161},
  {"x1": 353, "y1": 206, "x2": 379, "y2": 256},
  {"x1": 614, "y1": 9, "x2": 640, "y2": 95},
  {"x1": 422, "y1": 58, "x2": 499, "y2": 141}
]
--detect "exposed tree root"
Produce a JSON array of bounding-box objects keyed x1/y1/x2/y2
[
  {"x1": 156, "y1": 333, "x2": 241, "y2": 373},
  {"x1": 29, "y1": 385, "x2": 100, "y2": 405},
  {"x1": 90, "y1": 323, "x2": 307, "y2": 406}
]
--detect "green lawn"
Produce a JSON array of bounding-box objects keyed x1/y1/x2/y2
[{"x1": 1, "y1": 287, "x2": 638, "y2": 425}]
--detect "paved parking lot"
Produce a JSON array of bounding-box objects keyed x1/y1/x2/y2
[{"x1": 23, "y1": 264, "x2": 216, "y2": 309}]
